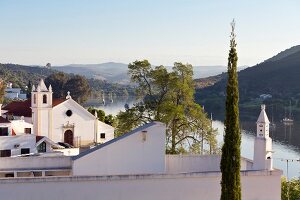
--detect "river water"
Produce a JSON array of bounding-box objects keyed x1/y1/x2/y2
[{"x1": 85, "y1": 97, "x2": 300, "y2": 178}]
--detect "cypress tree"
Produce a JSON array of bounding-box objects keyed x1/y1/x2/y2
[{"x1": 220, "y1": 20, "x2": 241, "y2": 200}]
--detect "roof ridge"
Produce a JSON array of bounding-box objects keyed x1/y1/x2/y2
[{"x1": 72, "y1": 122, "x2": 159, "y2": 160}]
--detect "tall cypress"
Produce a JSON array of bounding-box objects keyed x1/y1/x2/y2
[{"x1": 220, "y1": 20, "x2": 241, "y2": 200}]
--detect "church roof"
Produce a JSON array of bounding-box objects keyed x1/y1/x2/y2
[
  {"x1": 53, "y1": 99, "x2": 66, "y2": 107},
  {"x1": 3, "y1": 98, "x2": 66, "y2": 117},
  {"x1": 257, "y1": 105, "x2": 270, "y2": 124}
]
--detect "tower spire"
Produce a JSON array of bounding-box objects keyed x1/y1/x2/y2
[{"x1": 253, "y1": 104, "x2": 273, "y2": 170}]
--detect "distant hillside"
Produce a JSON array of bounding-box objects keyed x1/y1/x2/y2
[
  {"x1": 265, "y1": 45, "x2": 300, "y2": 62},
  {"x1": 0, "y1": 63, "x2": 134, "y2": 98},
  {"x1": 54, "y1": 62, "x2": 248, "y2": 84},
  {"x1": 54, "y1": 62, "x2": 129, "y2": 84},
  {"x1": 0, "y1": 64, "x2": 54, "y2": 89},
  {"x1": 195, "y1": 45, "x2": 300, "y2": 120}
]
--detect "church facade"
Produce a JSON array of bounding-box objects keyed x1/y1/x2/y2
[{"x1": 3, "y1": 79, "x2": 114, "y2": 147}]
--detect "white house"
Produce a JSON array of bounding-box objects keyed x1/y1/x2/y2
[
  {"x1": 0, "y1": 134, "x2": 63, "y2": 157},
  {"x1": 2, "y1": 79, "x2": 114, "y2": 147},
  {"x1": 0, "y1": 112, "x2": 33, "y2": 136},
  {"x1": 5, "y1": 87, "x2": 27, "y2": 100}
]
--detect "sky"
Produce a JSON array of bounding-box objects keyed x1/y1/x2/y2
[{"x1": 0, "y1": 0, "x2": 299, "y2": 66}]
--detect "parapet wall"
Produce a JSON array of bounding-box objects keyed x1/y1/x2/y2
[{"x1": 0, "y1": 170, "x2": 282, "y2": 200}]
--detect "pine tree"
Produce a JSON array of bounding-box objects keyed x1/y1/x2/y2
[{"x1": 220, "y1": 20, "x2": 241, "y2": 200}]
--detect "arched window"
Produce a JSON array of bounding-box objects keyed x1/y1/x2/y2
[
  {"x1": 43, "y1": 94, "x2": 47, "y2": 104},
  {"x1": 33, "y1": 94, "x2": 36, "y2": 104}
]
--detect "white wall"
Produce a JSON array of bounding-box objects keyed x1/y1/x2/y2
[
  {"x1": 55, "y1": 148, "x2": 80, "y2": 156},
  {"x1": 10, "y1": 120, "x2": 33, "y2": 135},
  {"x1": 52, "y1": 100, "x2": 96, "y2": 145},
  {"x1": 73, "y1": 122, "x2": 166, "y2": 176},
  {"x1": 253, "y1": 137, "x2": 273, "y2": 170},
  {"x1": 166, "y1": 155, "x2": 254, "y2": 174},
  {"x1": 0, "y1": 135, "x2": 36, "y2": 156},
  {"x1": 0, "y1": 156, "x2": 71, "y2": 170},
  {"x1": 97, "y1": 121, "x2": 114, "y2": 143},
  {"x1": 0, "y1": 170, "x2": 281, "y2": 200}
]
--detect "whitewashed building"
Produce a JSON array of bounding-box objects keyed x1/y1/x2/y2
[
  {"x1": 0, "y1": 134, "x2": 63, "y2": 157},
  {"x1": 0, "y1": 106, "x2": 282, "y2": 200},
  {"x1": 2, "y1": 79, "x2": 114, "y2": 147}
]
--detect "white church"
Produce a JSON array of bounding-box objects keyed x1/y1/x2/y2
[{"x1": 0, "y1": 79, "x2": 114, "y2": 150}]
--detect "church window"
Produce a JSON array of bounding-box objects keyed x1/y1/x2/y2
[
  {"x1": 33, "y1": 94, "x2": 36, "y2": 104},
  {"x1": 37, "y1": 142, "x2": 47, "y2": 153},
  {"x1": 43, "y1": 94, "x2": 47, "y2": 104},
  {"x1": 66, "y1": 110, "x2": 73, "y2": 117},
  {"x1": 100, "y1": 133, "x2": 106, "y2": 139}
]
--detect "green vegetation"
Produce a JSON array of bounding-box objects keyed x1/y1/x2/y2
[
  {"x1": 0, "y1": 80, "x2": 5, "y2": 103},
  {"x1": 0, "y1": 63, "x2": 134, "y2": 104},
  {"x1": 45, "y1": 72, "x2": 91, "y2": 103},
  {"x1": 87, "y1": 107, "x2": 115, "y2": 126},
  {"x1": 0, "y1": 64, "x2": 54, "y2": 90},
  {"x1": 281, "y1": 177, "x2": 300, "y2": 200},
  {"x1": 115, "y1": 60, "x2": 218, "y2": 154},
  {"x1": 220, "y1": 20, "x2": 241, "y2": 200},
  {"x1": 195, "y1": 45, "x2": 300, "y2": 121}
]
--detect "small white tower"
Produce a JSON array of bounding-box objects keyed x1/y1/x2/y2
[
  {"x1": 253, "y1": 104, "x2": 273, "y2": 170},
  {"x1": 31, "y1": 79, "x2": 53, "y2": 137}
]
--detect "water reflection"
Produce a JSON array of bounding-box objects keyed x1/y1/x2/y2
[{"x1": 84, "y1": 96, "x2": 137, "y2": 115}]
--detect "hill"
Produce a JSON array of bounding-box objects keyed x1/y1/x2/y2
[
  {"x1": 195, "y1": 45, "x2": 300, "y2": 120},
  {"x1": 265, "y1": 45, "x2": 300, "y2": 62},
  {"x1": 0, "y1": 64, "x2": 54, "y2": 89},
  {"x1": 53, "y1": 62, "x2": 129, "y2": 84},
  {"x1": 54, "y1": 62, "x2": 248, "y2": 84},
  {"x1": 0, "y1": 63, "x2": 134, "y2": 99}
]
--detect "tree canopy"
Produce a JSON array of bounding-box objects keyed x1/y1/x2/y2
[
  {"x1": 45, "y1": 72, "x2": 91, "y2": 103},
  {"x1": 116, "y1": 60, "x2": 218, "y2": 154},
  {"x1": 87, "y1": 107, "x2": 115, "y2": 126}
]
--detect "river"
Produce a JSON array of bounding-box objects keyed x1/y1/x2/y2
[{"x1": 85, "y1": 97, "x2": 300, "y2": 178}]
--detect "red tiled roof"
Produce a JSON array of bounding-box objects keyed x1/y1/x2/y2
[
  {"x1": 0, "y1": 116, "x2": 10, "y2": 123},
  {"x1": 2, "y1": 98, "x2": 66, "y2": 117},
  {"x1": 53, "y1": 99, "x2": 66, "y2": 107},
  {"x1": 2, "y1": 99, "x2": 32, "y2": 117}
]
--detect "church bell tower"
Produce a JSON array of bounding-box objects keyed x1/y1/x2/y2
[
  {"x1": 253, "y1": 104, "x2": 273, "y2": 170},
  {"x1": 31, "y1": 79, "x2": 53, "y2": 137}
]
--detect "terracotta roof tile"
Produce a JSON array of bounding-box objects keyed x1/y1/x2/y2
[
  {"x1": 52, "y1": 99, "x2": 66, "y2": 107},
  {"x1": 2, "y1": 98, "x2": 66, "y2": 117},
  {"x1": 2, "y1": 99, "x2": 32, "y2": 117}
]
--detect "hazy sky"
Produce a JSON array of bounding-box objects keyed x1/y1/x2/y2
[{"x1": 0, "y1": 0, "x2": 299, "y2": 66}]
